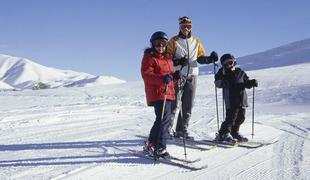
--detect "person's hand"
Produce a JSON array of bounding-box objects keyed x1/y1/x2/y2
[
  {"x1": 173, "y1": 57, "x2": 188, "y2": 66},
  {"x1": 163, "y1": 74, "x2": 173, "y2": 84},
  {"x1": 209, "y1": 51, "x2": 218, "y2": 62},
  {"x1": 250, "y1": 79, "x2": 258, "y2": 87}
]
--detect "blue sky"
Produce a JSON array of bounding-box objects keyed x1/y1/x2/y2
[{"x1": 0, "y1": 0, "x2": 310, "y2": 80}]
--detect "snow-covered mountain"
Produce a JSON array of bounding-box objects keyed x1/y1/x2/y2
[
  {"x1": 0, "y1": 54, "x2": 125, "y2": 90},
  {"x1": 200, "y1": 38, "x2": 310, "y2": 74}
]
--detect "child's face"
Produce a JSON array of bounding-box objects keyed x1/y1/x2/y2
[{"x1": 223, "y1": 59, "x2": 235, "y2": 70}]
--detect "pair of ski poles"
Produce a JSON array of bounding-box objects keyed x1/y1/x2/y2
[{"x1": 213, "y1": 62, "x2": 256, "y2": 138}]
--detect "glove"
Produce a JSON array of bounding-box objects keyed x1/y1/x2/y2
[
  {"x1": 173, "y1": 57, "x2": 188, "y2": 66},
  {"x1": 173, "y1": 70, "x2": 183, "y2": 80},
  {"x1": 209, "y1": 51, "x2": 218, "y2": 63},
  {"x1": 250, "y1": 79, "x2": 258, "y2": 87},
  {"x1": 163, "y1": 74, "x2": 173, "y2": 84}
]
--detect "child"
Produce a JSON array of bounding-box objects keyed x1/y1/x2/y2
[
  {"x1": 141, "y1": 31, "x2": 180, "y2": 158},
  {"x1": 215, "y1": 53, "x2": 258, "y2": 142}
]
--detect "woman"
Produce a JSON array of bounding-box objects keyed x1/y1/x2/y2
[{"x1": 141, "y1": 31, "x2": 180, "y2": 158}]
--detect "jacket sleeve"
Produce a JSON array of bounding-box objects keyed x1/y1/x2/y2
[
  {"x1": 243, "y1": 72, "x2": 252, "y2": 89},
  {"x1": 167, "y1": 37, "x2": 177, "y2": 58},
  {"x1": 196, "y1": 37, "x2": 206, "y2": 58},
  {"x1": 214, "y1": 68, "x2": 225, "y2": 88},
  {"x1": 141, "y1": 55, "x2": 164, "y2": 86}
]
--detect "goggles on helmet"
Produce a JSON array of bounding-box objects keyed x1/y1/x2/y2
[{"x1": 179, "y1": 16, "x2": 192, "y2": 24}]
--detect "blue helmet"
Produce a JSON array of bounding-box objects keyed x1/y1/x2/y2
[{"x1": 150, "y1": 31, "x2": 168, "y2": 43}]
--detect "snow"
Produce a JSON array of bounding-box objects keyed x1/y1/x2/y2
[
  {"x1": 200, "y1": 37, "x2": 310, "y2": 75},
  {"x1": 0, "y1": 81, "x2": 14, "y2": 90},
  {"x1": 0, "y1": 61, "x2": 309, "y2": 179},
  {"x1": 0, "y1": 38, "x2": 310, "y2": 179},
  {"x1": 0, "y1": 54, "x2": 125, "y2": 90}
]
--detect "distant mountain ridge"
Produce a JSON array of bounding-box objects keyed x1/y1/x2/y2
[
  {"x1": 200, "y1": 38, "x2": 310, "y2": 74},
  {"x1": 0, "y1": 54, "x2": 125, "y2": 90}
]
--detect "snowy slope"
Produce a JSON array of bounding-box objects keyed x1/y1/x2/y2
[
  {"x1": 0, "y1": 62, "x2": 309, "y2": 179},
  {"x1": 0, "y1": 81, "x2": 14, "y2": 90},
  {"x1": 200, "y1": 38, "x2": 310, "y2": 74},
  {"x1": 0, "y1": 54, "x2": 125, "y2": 89}
]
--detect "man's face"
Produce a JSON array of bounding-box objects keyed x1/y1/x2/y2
[{"x1": 180, "y1": 23, "x2": 192, "y2": 36}]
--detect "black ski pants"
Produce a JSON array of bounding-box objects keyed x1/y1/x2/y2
[
  {"x1": 148, "y1": 100, "x2": 172, "y2": 150},
  {"x1": 219, "y1": 108, "x2": 245, "y2": 136}
]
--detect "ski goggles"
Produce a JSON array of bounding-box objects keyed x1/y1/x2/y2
[
  {"x1": 179, "y1": 16, "x2": 192, "y2": 24},
  {"x1": 153, "y1": 39, "x2": 168, "y2": 48},
  {"x1": 223, "y1": 60, "x2": 235, "y2": 67},
  {"x1": 180, "y1": 24, "x2": 192, "y2": 30}
]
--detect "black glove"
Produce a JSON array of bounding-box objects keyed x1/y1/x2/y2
[
  {"x1": 163, "y1": 74, "x2": 173, "y2": 84},
  {"x1": 173, "y1": 70, "x2": 183, "y2": 80},
  {"x1": 173, "y1": 57, "x2": 188, "y2": 66},
  {"x1": 208, "y1": 51, "x2": 218, "y2": 63},
  {"x1": 247, "y1": 79, "x2": 258, "y2": 87}
]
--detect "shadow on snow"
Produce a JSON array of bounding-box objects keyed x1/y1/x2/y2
[{"x1": 0, "y1": 138, "x2": 157, "y2": 167}]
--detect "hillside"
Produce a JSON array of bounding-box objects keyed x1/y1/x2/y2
[
  {"x1": 0, "y1": 63, "x2": 309, "y2": 179},
  {"x1": 200, "y1": 38, "x2": 310, "y2": 74},
  {"x1": 0, "y1": 54, "x2": 125, "y2": 90}
]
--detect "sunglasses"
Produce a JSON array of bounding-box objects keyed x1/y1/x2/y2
[
  {"x1": 180, "y1": 24, "x2": 192, "y2": 30},
  {"x1": 153, "y1": 40, "x2": 168, "y2": 48},
  {"x1": 224, "y1": 60, "x2": 234, "y2": 67}
]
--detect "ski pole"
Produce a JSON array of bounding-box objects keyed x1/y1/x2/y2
[
  {"x1": 213, "y1": 62, "x2": 220, "y2": 132},
  {"x1": 251, "y1": 87, "x2": 255, "y2": 139},
  {"x1": 179, "y1": 39, "x2": 191, "y2": 160},
  {"x1": 179, "y1": 100, "x2": 187, "y2": 160},
  {"x1": 154, "y1": 84, "x2": 168, "y2": 161},
  {"x1": 222, "y1": 91, "x2": 225, "y2": 123}
]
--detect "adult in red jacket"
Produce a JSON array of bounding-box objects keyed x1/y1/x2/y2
[{"x1": 141, "y1": 31, "x2": 180, "y2": 157}]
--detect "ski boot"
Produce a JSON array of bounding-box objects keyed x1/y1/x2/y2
[
  {"x1": 157, "y1": 147, "x2": 170, "y2": 159},
  {"x1": 143, "y1": 140, "x2": 155, "y2": 157},
  {"x1": 174, "y1": 131, "x2": 194, "y2": 140},
  {"x1": 217, "y1": 133, "x2": 237, "y2": 143},
  {"x1": 232, "y1": 133, "x2": 248, "y2": 142}
]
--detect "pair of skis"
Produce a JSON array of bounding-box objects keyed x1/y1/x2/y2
[
  {"x1": 129, "y1": 149, "x2": 207, "y2": 171},
  {"x1": 168, "y1": 136, "x2": 278, "y2": 149},
  {"x1": 133, "y1": 135, "x2": 278, "y2": 171}
]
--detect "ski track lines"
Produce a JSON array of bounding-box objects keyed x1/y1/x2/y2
[
  {"x1": 274, "y1": 118, "x2": 309, "y2": 180},
  {"x1": 0, "y1": 99, "x2": 147, "y2": 179}
]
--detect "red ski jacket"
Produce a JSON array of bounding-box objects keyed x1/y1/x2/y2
[{"x1": 141, "y1": 51, "x2": 175, "y2": 106}]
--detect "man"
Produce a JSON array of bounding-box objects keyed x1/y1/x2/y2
[{"x1": 167, "y1": 16, "x2": 218, "y2": 139}]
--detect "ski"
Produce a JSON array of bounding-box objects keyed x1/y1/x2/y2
[
  {"x1": 170, "y1": 137, "x2": 276, "y2": 149},
  {"x1": 167, "y1": 137, "x2": 219, "y2": 150},
  {"x1": 169, "y1": 155, "x2": 201, "y2": 163},
  {"x1": 131, "y1": 150, "x2": 207, "y2": 171},
  {"x1": 201, "y1": 137, "x2": 278, "y2": 149},
  {"x1": 170, "y1": 136, "x2": 234, "y2": 149},
  {"x1": 136, "y1": 135, "x2": 216, "y2": 151}
]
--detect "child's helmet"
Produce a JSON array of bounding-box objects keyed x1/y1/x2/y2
[{"x1": 220, "y1": 53, "x2": 235, "y2": 65}]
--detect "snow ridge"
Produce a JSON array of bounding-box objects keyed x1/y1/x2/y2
[{"x1": 0, "y1": 54, "x2": 125, "y2": 90}]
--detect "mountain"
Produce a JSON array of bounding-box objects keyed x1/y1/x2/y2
[
  {"x1": 0, "y1": 80, "x2": 14, "y2": 90},
  {"x1": 200, "y1": 38, "x2": 310, "y2": 74},
  {"x1": 0, "y1": 54, "x2": 125, "y2": 90}
]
